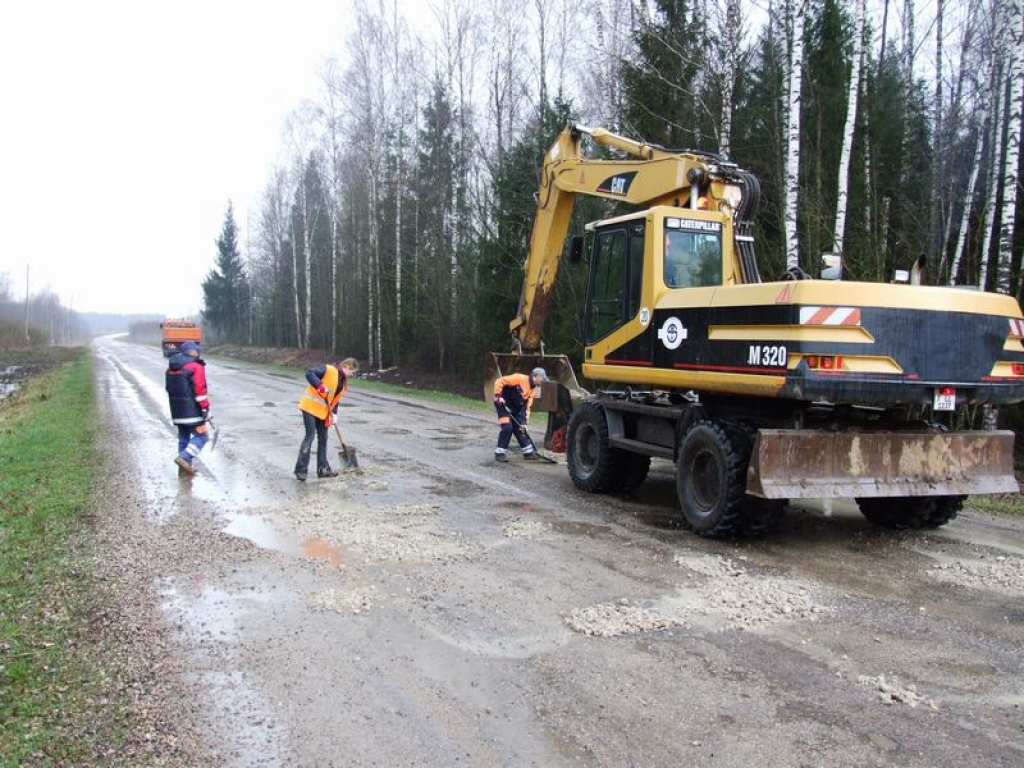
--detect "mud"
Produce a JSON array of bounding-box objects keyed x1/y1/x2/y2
[{"x1": 93, "y1": 335, "x2": 1024, "y2": 767}]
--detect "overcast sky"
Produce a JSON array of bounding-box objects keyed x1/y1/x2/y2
[{"x1": 0, "y1": 0, "x2": 372, "y2": 317}]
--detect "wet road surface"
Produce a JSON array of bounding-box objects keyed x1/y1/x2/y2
[{"x1": 95, "y1": 336, "x2": 1024, "y2": 767}]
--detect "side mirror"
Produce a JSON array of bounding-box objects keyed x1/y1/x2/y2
[
  {"x1": 820, "y1": 252, "x2": 842, "y2": 280},
  {"x1": 569, "y1": 235, "x2": 584, "y2": 265}
]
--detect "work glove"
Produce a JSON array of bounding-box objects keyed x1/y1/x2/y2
[
  {"x1": 493, "y1": 395, "x2": 505, "y2": 407},
  {"x1": 201, "y1": 408, "x2": 210, "y2": 421},
  {"x1": 317, "y1": 385, "x2": 328, "y2": 398},
  {"x1": 324, "y1": 413, "x2": 333, "y2": 428}
]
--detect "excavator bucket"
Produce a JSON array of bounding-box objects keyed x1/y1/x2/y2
[
  {"x1": 747, "y1": 429, "x2": 1020, "y2": 499},
  {"x1": 484, "y1": 352, "x2": 587, "y2": 452}
]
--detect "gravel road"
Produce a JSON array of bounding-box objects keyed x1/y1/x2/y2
[{"x1": 91, "y1": 336, "x2": 1024, "y2": 767}]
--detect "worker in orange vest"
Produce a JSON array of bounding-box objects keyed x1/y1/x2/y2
[
  {"x1": 492, "y1": 367, "x2": 548, "y2": 462},
  {"x1": 294, "y1": 357, "x2": 358, "y2": 480}
]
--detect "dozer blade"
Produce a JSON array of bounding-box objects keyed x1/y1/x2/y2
[{"x1": 747, "y1": 429, "x2": 1020, "y2": 499}]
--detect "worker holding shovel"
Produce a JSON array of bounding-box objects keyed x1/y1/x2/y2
[
  {"x1": 294, "y1": 357, "x2": 359, "y2": 481},
  {"x1": 492, "y1": 367, "x2": 547, "y2": 462}
]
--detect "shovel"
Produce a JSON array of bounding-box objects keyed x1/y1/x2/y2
[
  {"x1": 502, "y1": 407, "x2": 558, "y2": 464},
  {"x1": 331, "y1": 421, "x2": 359, "y2": 469},
  {"x1": 206, "y1": 416, "x2": 219, "y2": 450}
]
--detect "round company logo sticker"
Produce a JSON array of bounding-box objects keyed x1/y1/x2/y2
[{"x1": 657, "y1": 316, "x2": 687, "y2": 350}]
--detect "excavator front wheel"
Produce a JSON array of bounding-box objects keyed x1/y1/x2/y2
[
  {"x1": 676, "y1": 421, "x2": 748, "y2": 537},
  {"x1": 567, "y1": 401, "x2": 618, "y2": 493}
]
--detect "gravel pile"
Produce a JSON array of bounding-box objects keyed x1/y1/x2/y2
[
  {"x1": 673, "y1": 553, "x2": 830, "y2": 629},
  {"x1": 502, "y1": 518, "x2": 550, "y2": 538},
  {"x1": 309, "y1": 585, "x2": 381, "y2": 614},
  {"x1": 857, "y1": 674, "x2": 936, "y2": 708},
  {"x1": 562, "y1": 553, "x2": 831, "y2": 639},
  {"x1": 927, "y1": 555, "x2": 1024, "y2": 594},
  {"x1": 563, "y1": 599, "x2": 682, "y2": 637},
  {"x1": 280, "y1": 499, "x2": 472, "y2": 564}
]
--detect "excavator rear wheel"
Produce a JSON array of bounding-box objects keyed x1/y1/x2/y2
[
  {"x1": 856, "y1": 495, "x2": 964, "y2": 530},
  {"x1": 617, "y1": 452, "x2": 651, "y2": 494},
  {"x1": 676, "y1": 421, "x2": 748, "y2": 537}
]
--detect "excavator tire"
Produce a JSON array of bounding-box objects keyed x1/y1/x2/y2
[
  {"x1": 616, "y1": 452, "x2": 652, "y2": 495},
  {"x1": 676, "y1": 421, "x2": 748, "y2": 537},
  {"x1": 727, "y1": 422, "x2": 786, "y2": 537},
  {"x1": 567, "y1": 400, "x2": 622, "y2": 493},
  {"x1": 856, "y1": 495, "x2": 965, "y2": 530}
]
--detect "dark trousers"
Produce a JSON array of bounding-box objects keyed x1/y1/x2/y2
[
  {"x1": 295, "y1": 411, "x2": 330, "y2": 473},
  {"x1": 495, "y1": 396, "x2": 532, "y2": 451}
]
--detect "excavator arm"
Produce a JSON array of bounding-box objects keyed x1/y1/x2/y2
[{"x1": 510, "y1": 124, "x2": 760, "y2": 353}]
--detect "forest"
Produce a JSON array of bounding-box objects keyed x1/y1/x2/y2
[{"x1": 196, "y1": 0, "x2": 1024, "y2": 380}]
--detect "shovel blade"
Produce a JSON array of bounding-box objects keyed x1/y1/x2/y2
[{"x1": 340, "y1": 444, "x2": 359, "y2": 469}]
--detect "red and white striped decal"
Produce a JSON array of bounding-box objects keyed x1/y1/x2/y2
[
  {"x1": 799, "y1": 306, "x2": 862, "y2": 326},
  {"x1": 1008, "y1": 318, "x2": 1024, "y2": 338}
]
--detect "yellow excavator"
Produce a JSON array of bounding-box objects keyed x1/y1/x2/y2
[{"x1": 488, "y1": 124, "x2": 1024, "y2": 536}]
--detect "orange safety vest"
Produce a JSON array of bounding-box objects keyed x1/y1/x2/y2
[
  {"x1": 493, "y1": 372, "x2": 537, "y2": 424},
  {"x1": 298, "y1": 365, "x2": 347, "y2": 420}
]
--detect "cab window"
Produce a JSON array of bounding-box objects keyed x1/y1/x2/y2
[{"x1": 664, "y1": 229, "x2": 722, "y2": 288}]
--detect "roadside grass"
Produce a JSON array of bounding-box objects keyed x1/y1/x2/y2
[
  {"x1": 0, "y1": 350, "x2": 113, "y2": 764},
  {"x1": 350, "y1": 376, "x2": 491, "y2": 413},
  {"x1": 968, "y1": 492, "x2": 1024, "y2": 518},
  {"x1": 206, "y1": 349, "x2": 491, "y2": 414}
]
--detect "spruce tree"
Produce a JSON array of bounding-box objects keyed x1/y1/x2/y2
[{"x1": 202, "y1": 202, "x2": 249, "y2": 344}]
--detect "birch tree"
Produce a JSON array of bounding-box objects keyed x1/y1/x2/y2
[
  {"x1": 784, "y1": 0, "x2": 808, "y2": 269},
  {"x1": 979, "y1": 2, "x2": 1008, "y2": 290},
  {"x1": 998, "y1": 0, "x2": 1023, "y2": 294},
  {"x1": 717, "y1": 0, "x2": 743, "y2": 158},
  {"x1": 832, "y1": 0, "x2": 866, "y2": 260},
  {"x1": 317, "y1": 59, "x2": 347, "y2": 352}
]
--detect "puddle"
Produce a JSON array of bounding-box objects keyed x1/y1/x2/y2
[
  {"x1": 550, "y1": 520, "x2": 613, "y2": 537},
  {"x1": 224, "y1": 513, "x2": 287, "y2": 551},
  {"x1": 302, "y1": 538, "x2": 344, "y2": 571},
  {"x1": 0, "y1": 366, "x2": 20, "y2": 400},
  {"x1": 160, "y1": 581, "x2": 275, "y2": 641},
  {"x1": 222, "y1": 513, "x2": 351, "y2": 573},
  {"x1": 494, "y1": 499, "x2": 545, "y2": 513}
]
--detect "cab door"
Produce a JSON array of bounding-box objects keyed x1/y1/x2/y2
[{"x1": 584, "y1": 221, "x2": 645, "y2": 345}]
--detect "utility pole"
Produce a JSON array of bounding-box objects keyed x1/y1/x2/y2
[{"x1": 24, "y1": 265, "x2": 30, "y2": 345}]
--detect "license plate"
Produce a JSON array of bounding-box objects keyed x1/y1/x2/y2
[{"x1": 933, "y1": 389, "x2": 956, "y2": 411}]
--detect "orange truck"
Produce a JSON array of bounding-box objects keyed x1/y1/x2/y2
[{"x1": 160, "y1": 319, "x2": 202, "y2": 357}]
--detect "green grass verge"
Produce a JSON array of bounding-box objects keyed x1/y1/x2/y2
[
  {"x1": 968, "y1": 492, "x2": 1024, "y2": 518},
  {"x1": 348, "y1": 377, "x2": 492, "y2": 413},
  {"x1": 0, "y1": 350, "x2": 110, "y2": 764}
]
